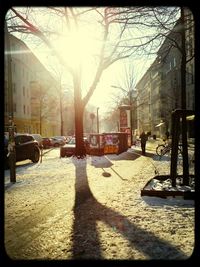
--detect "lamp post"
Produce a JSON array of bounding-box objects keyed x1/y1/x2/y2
[
  {"x1": 97, "y1": 107, "x2": 99, "y2": 134},
  {"x1": 39, "y1": 84, "x2": 42, "y2": 135},
  {"x1": 96, "y1": 107, "x2": 100, "y2": 154},
  {"x1": 90, "y1": 113, "x2": 95, "y2": 133},
  {"x1": 129, "y1": 90, "x2": 133, "y2": 145}
]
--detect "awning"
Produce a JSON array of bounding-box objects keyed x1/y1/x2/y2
[
  {"x1": 155, "y1": 122, "x2": 165, "y2": 128},
  {"x1": 186, "y1": 115, "x2": 195, "y2": 120}
]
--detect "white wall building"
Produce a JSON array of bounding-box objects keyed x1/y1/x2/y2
[{"x1": 5, "y1": 33, "x2": 60, "y2": 136}]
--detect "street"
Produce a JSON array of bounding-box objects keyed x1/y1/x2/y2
[{"x1": 4, "y1": 142, "x2": 195, "y2": 260}]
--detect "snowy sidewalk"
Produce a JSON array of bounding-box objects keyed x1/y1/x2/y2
[{"x1": 4, "y1": 147, "x2": 194, "y2": 260}]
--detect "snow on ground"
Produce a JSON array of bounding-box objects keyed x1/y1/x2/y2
[{"x1": 4, "y1": 141, "x2": 195, "y2": 260}]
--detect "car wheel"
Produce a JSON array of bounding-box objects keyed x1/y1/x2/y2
[
  {"x1": 54, "y1": 143, "x2": 59, "y2": 147},
  {"x1": 60, "y1": 149, "x2": 66, "y2": 157},
  {"x1": 31, "y1": 148, "x2": 40, "y2": 163}
]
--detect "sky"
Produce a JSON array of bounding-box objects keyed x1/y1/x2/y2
[
  {"x1": 87, "y1": 58, "x2": 155, "y2": 114},
  {"x1": 7, "y1": 7, "x2": 157, "y2": 116},
  {"x1": 28, "y1": 43, "x2": 155, "y2": 116}
]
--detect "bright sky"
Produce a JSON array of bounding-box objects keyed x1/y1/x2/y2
[
  {"x1": 30, "y1": 45, "x2": 155, "y2": 116},
  {"x1": 9, "y1": 7, "x2": 156, "y2": 116},
  {"x1": 29, "y1": 41, "x2": 155, "y2": 116},
  {"x1": 88, "y1": 58, "x2": 154, "y2": 114}
]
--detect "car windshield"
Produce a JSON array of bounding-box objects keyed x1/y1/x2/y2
[
  {"x1": 68, "y1": 138, "x2": 76, "y2": 144},
  {"x1": 68, "y1": 138, "x2": 88, "y2": 145},
  {"x1": 54, "y1": 136, "x2": 65, "y2": 140}
]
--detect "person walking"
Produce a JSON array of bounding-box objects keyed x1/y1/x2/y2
[
  {"x1": 140, "y1": 131, "x2": 148, "y2": 155},
  {"x1": 165, "y1": 130, "x2": 170, "y2": 140}
]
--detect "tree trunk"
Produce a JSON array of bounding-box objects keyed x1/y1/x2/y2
[
  {"x1": 60, "y1": 91, "x2": 64, "y2": 136},
  {"x1": 73, "y1": 74, "x2": 86, "y2": 158}
]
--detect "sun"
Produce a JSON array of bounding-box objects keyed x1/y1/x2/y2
[{"x1": 54, "y1": 26, "x2": 100, "y2": 72}]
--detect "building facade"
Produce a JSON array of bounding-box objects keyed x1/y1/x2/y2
[
  {"x1": 136, "y1": 9, "x2": 195, "y2": 138},
  {"x1": 4, "y1": 33, "x2": 61, "y2": 137},
  {"x1": 185, "y1": 8, "x2": 195, "y2": 111}
]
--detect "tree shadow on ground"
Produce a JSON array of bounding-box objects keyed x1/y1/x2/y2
[
  {"x1": 90, "y1": 154, "x2": 139, "y2": 180},
  {"x1": 152, "y1": 154, "x2": 171, "y2": 162},
  {"x1": 91, "y1": 155, "x2": 113, "y2": 168},
  {"x1": 71, "y1": 158, "x2": 188, "y2": 260},
  {"x1": 107, "y1": 150, "x2": 155, "y2": 161},
  {"x1": 130, "y1": 149, "x2": 156, "y2": 159},
  {"x1": 106, "y1": 151, "x2": 140, "y2": 161}
]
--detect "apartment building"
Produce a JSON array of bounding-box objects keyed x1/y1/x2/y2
[
  {"x1": 136, "y1": 9, "x2": 195, "y2": 138},
  {"x1": 185, "y1": 8, "x2": 195, "y2": 111},
  {"x1": 4, "y1": 33, "x2": 61, "y2": 136}
]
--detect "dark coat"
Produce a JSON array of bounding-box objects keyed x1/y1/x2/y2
[{"x1": 140, "y1": 132, "x2": 148, "y2": 144}]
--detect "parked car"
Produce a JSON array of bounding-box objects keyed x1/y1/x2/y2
[
  {"x1": 54, "y1": 136, "x2": 67, "y2": 143},
  {"x1": 65, "y1": 136, "x2": 72, "y2": 143},
  {"x1": 42, "y1": 137, "x2": 53, "y2": 149},
  {"x1": 60, "y1": 137, "x2": 90, "y2": 157},
  {"x1": 30, "y1": 134, "x2": 43, "y2": 148},
  {"x1": 4, "y1": 133, "x2": 40, "y2": 169},
  {"x1": 51, "y1": 136, "x2": 66, "y2": 147}
]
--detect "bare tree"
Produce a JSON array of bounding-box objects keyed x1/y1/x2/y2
[
  {"x1": 103, "y1": 107, "x2": 120, "y2": 133},
  {"x1": 5, "y1": 6, "x2": 183, "y2": 158},
  {"x1": 111, "y1": 62, "x2": 153, "y2": 139},
  {"x1": 30, "y1": 80, "x2": 57, "y2": 135},
  {"x1": 45, "y1": 62, "x2": 69, "y2": 136}
]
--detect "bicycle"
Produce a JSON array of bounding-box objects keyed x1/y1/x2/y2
[{"x1": 156, "y1": 140, "x2": 182, "y2": 158}]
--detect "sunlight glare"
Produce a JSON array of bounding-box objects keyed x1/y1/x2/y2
[{"x1": 55, "y1": 27, "x2": 100, "y2": 71}]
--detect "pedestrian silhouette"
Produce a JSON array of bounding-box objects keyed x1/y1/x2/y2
[
  {"x1": 140, "y1": 131, "x2": 148, "y2": 155},
  {"x1": 165, "y1": 130, "x2": 170, "y2": 140}
]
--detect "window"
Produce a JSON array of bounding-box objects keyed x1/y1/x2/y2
[
  {"x1": 23, "y1": 136, "x2": 33, "y2": 142},
  {"x1": 166, "y1": 60, "x2": 172, "y2": 74},
  {"x1": 5, "y1": 80, "x2": 8, "y2": 90},
  {"x1": 173, "y1": 58, "x2": 176, "y2": 67},
  {"x1": 13, "y1": 83, "x2": 16, "y2": 93},
  {"x1": 14, "y1": 103, "x2": 17, "y2": 112},
  {"x1": 15, "y1": 136, "x2": 22, "y2": 145},
  {"x1": 191, "y1": 64, "x2": 194, "y2": 84},
  {"x1": 15, "y1": 135, "x2": 33, "y2": 144},
  {"x1": 5, "y1": 102, "x2": 8, "y2": 112},
  {"x1": 12, "y1": 43, "x2": 16, "y2": 51},
  {"x1": 189, "y1": 37, "x2": 193, "y2": 57},
  {"x1": 23, "y1": 105, "x2": 26, "y2": 114},
  {"x1": 23, "y1": 86, "x2": 25, "y2": 96},
  {"x1": 186, "y1": 67, "x2": 189, "y2": 82}
]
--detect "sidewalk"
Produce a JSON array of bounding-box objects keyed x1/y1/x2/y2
[
  {"x1": 4, "y1": 147, "x2": 194, "y2": 260},
  {"x1": 146, "y1": 138, "x2": 161, "y2": 151},
  {"x1": 132, "y1": 137, "x2": 162, "y2": 152}
]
